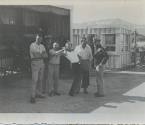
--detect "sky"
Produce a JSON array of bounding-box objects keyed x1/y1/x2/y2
[
  {"x1": 46, "y1": 0, "x2": 145, "y2": 25},
  {"x1": 0, "y1": 0, "x2": 145, "y2": 25},
  {"x1": 70, "y1": 1, "x2": 145, "y2": 25}
]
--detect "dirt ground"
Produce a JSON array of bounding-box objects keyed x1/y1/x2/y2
[{"x1": 0, "y1": 73, "x2": 145, "y2": 113}]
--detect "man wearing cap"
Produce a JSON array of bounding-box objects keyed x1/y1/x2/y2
[
  {"x1": 93, "y1": 38, "x2": 109, "y2": 97},
  {"x1": 29, "y1": 34, "x2": 48, "y2": 103}
]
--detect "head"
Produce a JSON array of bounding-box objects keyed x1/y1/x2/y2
[
  {"x1": 65, "y1": 41, "x2": 72, "y2": 51},
  {"x1": 81, "y1": 37, "x2": 87, "y2": 48},
  {"x1": 53, "y1": 42, "x2": 59, "y2": 50},
  {"x1": 35, "y1": 34, "x2": 43, "y2": 45},
  {"x1": 94, "y1": 38, "x2": 101, "y2": 47}
]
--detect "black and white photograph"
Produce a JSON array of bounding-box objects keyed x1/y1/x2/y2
[{"x1": 0, "y1": 0, "x2": 145, "y2": 124}]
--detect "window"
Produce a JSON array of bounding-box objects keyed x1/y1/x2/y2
[
  {"x1": 105, "y1": 34, "x2": 116, "y2": 51},
  {"x1": 90, "y1": 28, "x2": 92, "y2": 34},
  {"x1": 73, "y1": 35, "x2": 80, "y2": 45},
  {"x1": 124, "y1": 34, "x2": 130, "y2": 52},
  {"x1": 85, "y1": 28, "x2": 88, "y2": 34},
  {"x1": 81, "y1": 29, "x2": 84, "y2": 34},
  {"x1": 77, "y1": 29, "x2": 79, "y2": 34},
  {"x1": 9, "y1": 16, "x2": 16, "y2": 24},
  {"x1": 0, "y1": 8, "x2": 16, "y2": 25},
  {"x1": 73, "y1": 29, "x2": 75, "y2": 34}
]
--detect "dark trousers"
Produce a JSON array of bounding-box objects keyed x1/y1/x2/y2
[
  {"x1": 80, "y1": 60, "x2": 90, "y2": 89},
  {"x1": 69, "y1": 63, "x2": 81, "y2": 94},
  {"x1": 81, "y1": 68, "x2": 89, "y2": 89}
]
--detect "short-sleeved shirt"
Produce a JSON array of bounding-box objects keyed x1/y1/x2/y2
[
  {"x1": 49, "y1": 49, "x2": 61, "y2": 65},
  {"x1": 30, "y1": 42, "x2": 46, "y2": 59},
  {"x1": 74, "y1": 44, "x2": 93, "y2": 61}
]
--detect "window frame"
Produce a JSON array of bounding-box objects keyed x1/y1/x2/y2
[
  {"x1": 0, "y1": 8, "x2": 16, "y2": 25},
  {"x1": 105, "y1": 34, "x2": 116, "y2": 52}
]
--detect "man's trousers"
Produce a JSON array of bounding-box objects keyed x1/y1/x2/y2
[
  {"x1": 96, "y1": 65, "x2": 104, "y2": 95},
  {"x1": 31, "y1": 60, "x2": 44, "y2": 98},
  {"x1": 69, "y1": 63, "x2": 81, "y2": 95},
  {"x1": 80, "y1": 60, "x2": 90, "y2": 89},
  {"x1": 48, "y1": 64, "x2": 60, "y2": 93}
]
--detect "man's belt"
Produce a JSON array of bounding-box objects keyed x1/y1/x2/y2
[{"x1": 31, "y1": 58, "x2": 43, "y2": 61}]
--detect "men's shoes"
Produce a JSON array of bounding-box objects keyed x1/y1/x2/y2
[
  {"x1": 30, "y1": 97, "x2": 36, "y2": 104},
  {"x1": 49, "y1": 91, "x2": 54, "y2": 97},
  {"x1": 36, "y1": 94, "x2": 45, "y2": 98},
  {"x1": 54, "y1": 92, "x2": 61, "y2": 96},
  {"x1": 83, "y1": 88, "x2": 88, "y2": 94},
  {"x1": 83, "y1": 90, "x2": 88, "y2": 94},
  {"x1": 69, "y1": 92, "x2": 74, "y2": 96},
  {"x1": 48, "y1": 91, "x2": 61, "y2": 96},
  {"x1": 94, "y1": 92, "x2": 104, "y2": 97},
  {"x1": 76, "y1": 91, "x2": 79, "y2": 94}
]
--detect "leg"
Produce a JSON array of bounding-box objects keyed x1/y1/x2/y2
[
  {"x1": 31, "y1": 62, "x2": 39, "y2": 103},
  {"x1": 45, "y1": 64, "x2": 49, "y2": 94},
  {"x1": 48, "y1": 64, "x2": 54, "y2": 96},
  {"x1": 69, "y1": 63, "x2": 81, "y2": 95},
  {"x1": 81, "y1": 69, "x2": 89, "y2": 93},
  {"x1": 95, "y1": 65, "x2": 104, "y2": 96},
  {"x1": 74, "y1": 64, "x2": 82, "y2": 94},
  {"x1": 36, "y1": 63, "x2": 45, "y2": 97},
  {"x1": 42, "y1": 63, "x2": 48, "y2": 93},
  {"x1": 54, "y1": 64, "x2": 60, "y2": 95}
]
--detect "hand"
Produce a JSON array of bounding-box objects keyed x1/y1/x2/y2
[
  {"x1": 61, "y1": 52, "x2": 67, "y2": 56},
  {"x1": 42, "y1": 51, "x2": 46, "y2": 54},
  {"x1": 99, "y1": 63, "x2": 102, "y2": 66},
  {"x1": 55, "y1": 49, "x2": 64, "y2": 55},
  {"x1": 95, "y1": 66, "x2": 99, "y2": 71},
  {"x1": 42, "y1": 52, "x2": 48, "y2": 58}
]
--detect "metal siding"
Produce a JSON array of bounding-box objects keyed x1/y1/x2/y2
[{"x1": 0, "y1": 6, "x2": 70, "y2": 73}]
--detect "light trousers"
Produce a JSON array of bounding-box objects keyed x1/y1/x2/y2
[
  {"x1": 48, "y1": 64, "x2": 60, "y2": 93},
  {"x1": 31, "y1": 60, "x2": 44, "y2": 98},
  {"x1": 96, "y1": 65, "x2": 104, "y2": 95}
]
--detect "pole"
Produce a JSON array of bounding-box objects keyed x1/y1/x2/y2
[{"x1": 134, "y1": 30, "x2": 137, "y2": 66}]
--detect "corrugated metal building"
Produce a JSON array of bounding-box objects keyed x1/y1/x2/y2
[
  {"x1": 0, "y1": 5, "x2": 70, "y2": 74},
  {"x1": 73, "y1": 19, "x2": 136, "y2": 69}
]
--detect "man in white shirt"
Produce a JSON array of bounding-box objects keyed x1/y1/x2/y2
[
  {"x1": 64, "y1": 41, "x2": 81, "y2": 96},
  {"x1": 29, "y1": 34, "x2": 48, "y2": 103},
  {"x1": 75, "y1": 37, "x2": 93, "y2": 94}
]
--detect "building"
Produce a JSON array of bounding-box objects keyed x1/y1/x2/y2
[
  {"x1": 0, "y1": 5, "x2": 70, "y2": 75},
  {"x1": 73, "y1": 19, "x2": 137, "y2": 69}
]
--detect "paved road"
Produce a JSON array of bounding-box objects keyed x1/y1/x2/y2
[{"x1": 0, "y1": 73, "x2": 145, "y2": 114}]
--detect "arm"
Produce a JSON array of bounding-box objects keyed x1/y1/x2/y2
[
  {"x1": 49, "y1": 49, "x2": 64, "y2": 56},
  {"x1": 56, "y1": 49, "x2": 65, "y2": 55},
  {"x1": 99, "y1": 51, "x2": 109, "y2": 65},
  {"x1": 42, "y1": 50, "x2": 48, "y2": 58},
  {"x1": 41, "y1": 45, "x2": 48, "y2": 58}
]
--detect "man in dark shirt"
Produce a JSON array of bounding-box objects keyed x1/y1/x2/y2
[{"x1": 93, "y1": 39, "x2": 109, "y2": 97}]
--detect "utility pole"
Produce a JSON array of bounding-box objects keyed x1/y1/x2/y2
[{"x1": 134, "y1": 30, "x2": 137, "y2": 66}]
